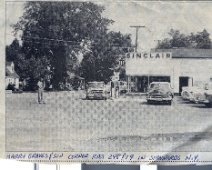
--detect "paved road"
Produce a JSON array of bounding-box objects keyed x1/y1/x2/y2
[{"x1": 5, "y1": 91, "x2": 212, "y2": 152}]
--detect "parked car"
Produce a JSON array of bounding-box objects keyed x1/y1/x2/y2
[
  {"x1": 204, "y1": 90, "x2": 212, "y2": 107},
  {"x1": 192, "y1": 83, "x2": 212, "y2": 104},
  {"x1": 86, "y1": 81, "x2": 110, "y2": 100},
  {"x1": 181, "y1": 86, "x2": 194, "y2": 100},
  {"x1": 181, "y1": 86, "x2": 208, "y2": 103},
  {"x1": 181, "y1": 83, "x2": 212, "y2": 103},
  {"x1": 181, "y1": 86, "x2": 201, "y2": 101},
  {"x1": 146, "y1": 82, "x2": 174, "y2": 105}
]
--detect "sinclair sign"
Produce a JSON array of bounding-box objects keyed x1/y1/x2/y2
[
  {"x1": 126, "y1": 52, "x2": 172, "y2": 59},
  {"x1": 125, "y1": 52, "x2": 173, "y2": 76}
]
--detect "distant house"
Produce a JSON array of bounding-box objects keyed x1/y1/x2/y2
[{"x1": 5, "y1": 62, "x2": 20, "y2": 89}]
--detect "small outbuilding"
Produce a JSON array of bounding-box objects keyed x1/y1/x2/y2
[{"x1": 5, "y1": 62, "x2": 20, "y2": 90}]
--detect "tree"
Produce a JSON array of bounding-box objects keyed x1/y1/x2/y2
[
  {"x1": 157, "y1": 29, "x2": 212, "y2": 49},
  {"x1": 12, "y1": 1, "x2": 114, "y2": 89},
  {"x1": 157, "y1": 38, "x2": 172, "y2": 49},
  {"x1": 6, "y1": 39, "x2": 52, "y2": 90},
  {"x1": 6, "y1": 39, "x2": 21, "y2": 62},
  {"x1": 168, "y1": 29, "x2": 190, "y2": 48},
  {"x1": 194, "y1": 29, "x2": 211, "y2": 49},
  {"x1": 12, "y1": 1, "x2": 132, "y2": 89},
  {"x1": 80, "y1": 31, "x2": 132, "y2": 83}
]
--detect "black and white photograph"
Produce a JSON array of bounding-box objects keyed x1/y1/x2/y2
[{"x1": 3, "y1": 0, "x2": 212, "y2": 163}]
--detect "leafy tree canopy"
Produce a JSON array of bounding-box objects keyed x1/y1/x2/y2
[
  {"x1": 8, "y1": 1, "x2": 132, "y2": 89},
  {"x1": 80, "y1": 31, "x2": 131, "y2": 83},
  {"x1": 157, "y1": 29, "x2": 211, "y2": 49}
]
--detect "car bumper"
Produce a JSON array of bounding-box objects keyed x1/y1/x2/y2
[
  {"x1": 146, "y1": 97, "x2": 172, "y2": 101},
  {"x1": 86, "y1": 93, "x2": 107, "y2": 99},
  {"x1": 198, "y1": 99, "x2": 210, "y2": 104}
]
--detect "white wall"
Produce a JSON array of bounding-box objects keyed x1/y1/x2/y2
[
  {"x1": 126, "y1": 58, "x2": 172, "y2": 76},
  {"x1": 172, "y1": 58, "x2": 212, "y2": 93},
  {"x1": 15, "y1": 78, "x2": 19, "y2": 89},
  {"x1": 5, "y1": 78, "x2": 19, "y2": 89}
]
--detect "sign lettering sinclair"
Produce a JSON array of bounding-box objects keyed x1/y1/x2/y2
[{"x1": 126, "y1": 52, "x2": 172, "y2": 59}]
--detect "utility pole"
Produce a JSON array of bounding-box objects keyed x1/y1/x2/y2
[{"x1": 130, "y1": 25, "x2": 145, "y2": 52}]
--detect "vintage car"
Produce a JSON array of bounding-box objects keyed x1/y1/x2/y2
[
  {"x1": 204, "y1": 90, "x2": 212, "y2": 107},
  {"x1": 181, "y1": 86, "x2": 202, "y2": 102},
  {"x1": 181, "y1": 86, "x2": 195, "y2": 100},
  {"x1": 86, "y1": 81, "x2": 110, "y2": 100},
  {"x1": 192, "y1": 83, "x2": 212, "y2": 103},
  {"x1": 146, "y1": 82, "x2": 174, "y2": 105},
  {"x1": 182, "y1": 83, "x2": 212, "y2": 103}
]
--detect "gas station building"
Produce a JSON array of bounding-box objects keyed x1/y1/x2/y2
[{"x1": 125, "y1": 49, "x2": 212, "y2": 94}]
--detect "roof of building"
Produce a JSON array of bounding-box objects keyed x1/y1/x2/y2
[
  {"x1": 6, "y1": 68, "x2": 20, "y2": 78},
  {"x1": 152, "y1": 48, "x2": 212, "y2": 58}
]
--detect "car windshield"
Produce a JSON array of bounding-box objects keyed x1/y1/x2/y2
[
  {"x1": 88, "y1": 82, "x2": 104, "y2": 88},
  {"x1": 150, "y1": 83, "x2": 170, "y2": 89}
]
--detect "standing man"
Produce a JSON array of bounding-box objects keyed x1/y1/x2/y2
[{"x1": 37, "y1": 78, "x2": 45, "y2": 104}]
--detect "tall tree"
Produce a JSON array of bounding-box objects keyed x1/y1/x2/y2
[
  {"x1": 80, "y1": 31, "x2": 132, "y2": 83},
  {"x1": 6, "y1": 39, "x2": 21, "y2": 62},
  {"x1": 194, "y1": 29, "x2": 211, "y2": 49},
  {"x1": 168, "y1": 29, "x2": 190, "y2": 48},
  {"x1": 12, "y1": 1, "x2": 115, "y2": 89},
  {"x1": 6, "y1": 39, "x2": 52, "y2": 90}
]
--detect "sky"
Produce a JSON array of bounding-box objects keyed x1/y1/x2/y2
[{"x1": 6, "y1": 1, "x2": 212, "y2": 51}]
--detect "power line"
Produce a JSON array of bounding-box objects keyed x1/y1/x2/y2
[
  {"x1": 8, "y1": 36, "x2": 133, "y2": 50},
  {"x1": 7, "y1": 33, "x2": 86, "y2": 44},
  {"x1": 7, "y1": 33, "x2": 133, "y2": 51},
  {"x1": 9, "y1": 38, "x2": 81, "y2": 47},
  {"x1": 7, "y1": 33, "x2": 134, "y2": 48},
  {"x1": 23, "y1": 36, "x2": 82, "y2": 44}
]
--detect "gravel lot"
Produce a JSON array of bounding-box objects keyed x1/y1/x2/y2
[{"x1": 6, "y1": 91, "x2": 212, "y2": 152}]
